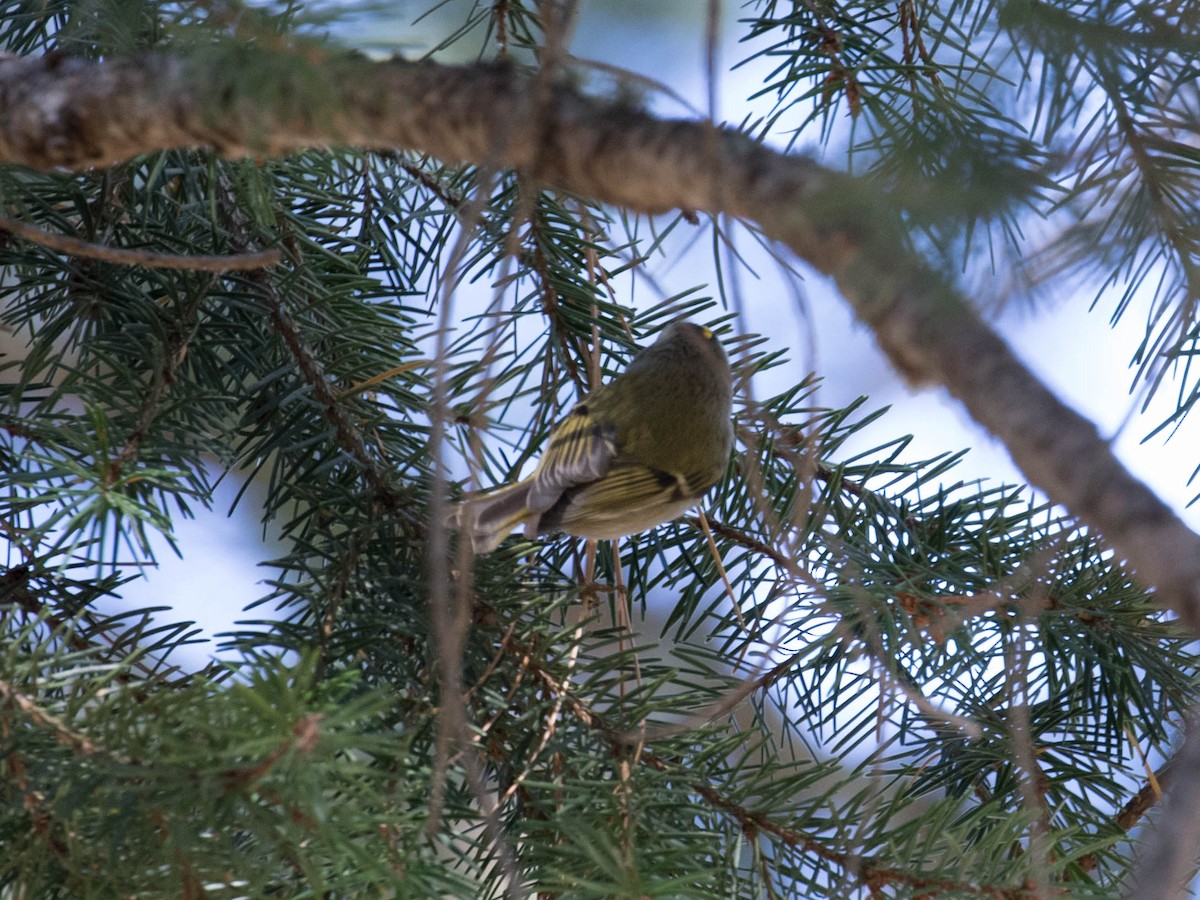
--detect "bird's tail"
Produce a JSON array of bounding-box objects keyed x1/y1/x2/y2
[{"x1": 447, "y1": 479, "x2": 535, "y2": 555}]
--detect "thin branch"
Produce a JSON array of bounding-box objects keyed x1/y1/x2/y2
[
  {"x1": 1116, "y1": 762, "x2": 1173, "y2": 833},
  {"x1": 1077, "y1": 757, "x2": 1175, "y2": 873},
  {"x1": 424, "y1": 162, "x2": 525, "y2": 896},
  {"x1": 219, "y1": 713, "x2": 323, "y2": 793},
  {"x1": 109, "y1": 274, "x2": 214, "y2": 483},
  {"x1": 0, "y1": 558, "x2": 198, "y2": 687},
  {"x1": 689, "y1": 514, "x2": 985, "y2": 739},
  {"x1": 640, "y1": 744, "x2": 1026, "y2": 898},
  {"x1": 0, "y1": 215, "x2": 282, "y2": 271},
  {"x1": 1089, "y1": 58, "x2": 1200, "y2": 399},
  {"x1": 212, "y1": 176, "x2": 416, "y2": 519},
  {"x1": 400, "y1": 161, "x2": 467, "y2": 209},
  {"x1": 0, "y1": 679, "x2": 111, "y2": 759}
]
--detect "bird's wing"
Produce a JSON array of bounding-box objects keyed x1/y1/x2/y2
[
  {"x1": 525, "y1": 403, "x2": 619, "y2": 514},
  {"x1": 542, "y1": 461, "x2": 691, "y2": 537},
  {"x1": 552, "y1": 465, "x2": 686, "y2": 528}
]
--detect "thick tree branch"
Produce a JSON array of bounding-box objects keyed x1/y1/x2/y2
[{"x1": 3, "y1": 52, "x2": 1200, "y2": 637}]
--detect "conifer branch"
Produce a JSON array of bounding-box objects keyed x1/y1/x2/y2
[
  {"x1": 211, "y1": 176, "x2": 417, "y2": 520},
  {"x1": 2, "y1": 51, "x2": 1198, "y2": 632},
  {"x1": 0, "y1": 679, "x2": 109, "y2": 758},
  {"x1": 510, "y1": 633, "x2": 1030, "y2": 898}
]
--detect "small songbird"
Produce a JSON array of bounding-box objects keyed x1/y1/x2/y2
[{"x1": 451, "y1": 320, "x2": 735, "y2": 554}]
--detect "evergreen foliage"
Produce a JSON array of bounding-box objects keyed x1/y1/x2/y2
[{"x1": 1, "y1": 1, "x2": 1198, "y2": 896}]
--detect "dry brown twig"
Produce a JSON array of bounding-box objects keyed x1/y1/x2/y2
[
  {"x1": 0, "y1": 215, "x2": 282, "y2": 271},
  {"x1": 0, "y1": 679, "x2": 111, "y2": 759}
]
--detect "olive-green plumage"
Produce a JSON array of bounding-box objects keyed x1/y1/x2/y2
[{"x1": 452, "y1": 321, "x2": 735, "y2": 554}]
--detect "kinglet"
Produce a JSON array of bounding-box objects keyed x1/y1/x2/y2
[{"x1": 452, "y1": 320, "x2": 734, "y2": 554}]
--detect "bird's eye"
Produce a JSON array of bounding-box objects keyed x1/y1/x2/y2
[{"x1": 701, "y1": 327, "x2": 714, "y2": 340}]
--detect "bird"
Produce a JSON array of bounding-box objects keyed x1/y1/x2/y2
[{"x1": 450, "y1": 320, "x2": 734, "y2": 554}]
